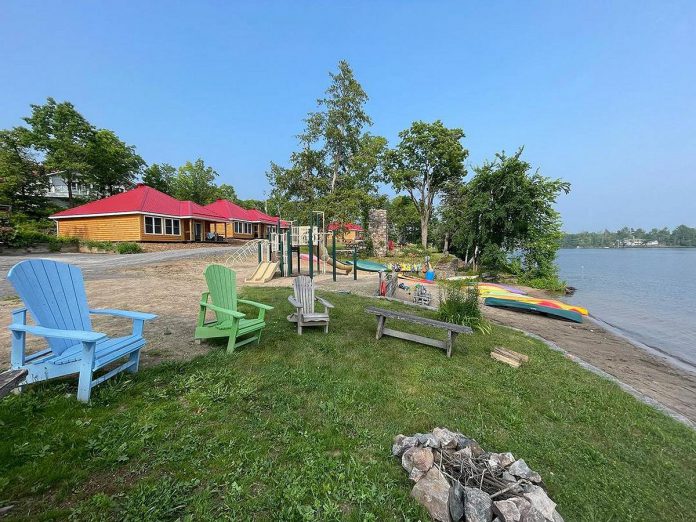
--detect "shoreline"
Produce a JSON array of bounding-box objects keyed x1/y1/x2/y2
[
  {"x1": 482, "y1": 298, "x2": 696, "y2": 426},
  {"x1": 588, "y1": 314, "x2": 696, "y2": 375}
]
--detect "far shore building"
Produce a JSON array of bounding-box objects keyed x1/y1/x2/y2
[
  {"x1": 51, "y1": 184, "x2": 287, "y2": 243},
  {"x1": 328, "y1": 222, "x2": 364, "y2": 243}
]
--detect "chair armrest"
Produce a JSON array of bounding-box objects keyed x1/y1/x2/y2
[
  {"x1": 288, "y1": 295, "x2": 303, "y2": 308},
  {"x1": 90, "y1": 309, "x2": 157, "y2": 321},
  {"x1": 8, "y1": 324, "x2": 106, "y2": 343},
  {"x1": 200, "y1": 301, "x2": 245, "y2": 319},
  {"x1": 238, "y1": 299, "x2": 274, "y2": 311},
  {"x1": 315, "y1": 296, "x2": 334, "y2": 309}
]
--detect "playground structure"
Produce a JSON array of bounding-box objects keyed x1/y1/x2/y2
[{"x1": 228, "y1": 211, "x2": 362, "y2": 283}]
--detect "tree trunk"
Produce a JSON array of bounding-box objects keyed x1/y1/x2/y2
[
  {"x1": 443, "y1": 232, "x2": 449, "y2": 255},
  {"x1": 420, "y1": 214, "x2": 428, "y2": 248}
]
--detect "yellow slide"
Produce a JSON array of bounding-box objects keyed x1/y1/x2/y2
[
  {"x1": 319, "y1": 244, "x2": 353, "y2": 274},
  {"x1": 245, "y1": 261, "x2": 279, "y2": 283}
]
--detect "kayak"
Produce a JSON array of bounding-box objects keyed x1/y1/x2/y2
[
  {"x1": 344, "y1": 260, "x2": 389, "y2": 272},
  {"x1": 484, "y1": 297, "x2": 584, "y2": 323}
]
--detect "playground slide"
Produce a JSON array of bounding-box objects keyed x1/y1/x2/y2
[
  {"x1": 300, "y1": 253, "x2": 353, "y2": 274},
  {"x1": 245, "y1": 261, "x2": 279, "y2": 283}
]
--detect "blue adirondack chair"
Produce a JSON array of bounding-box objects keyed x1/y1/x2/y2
[{"x1": 7, "y1": 259, "x2": 157, "y2": 402}]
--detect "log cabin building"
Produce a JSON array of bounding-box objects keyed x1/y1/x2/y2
[{"x1": 51, "y1": 184, "x2": 288, "y2": 243}]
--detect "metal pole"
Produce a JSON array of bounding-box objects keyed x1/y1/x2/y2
[
  {"x1": 279, "y1": 237, "x2": 284, "y2": 277},
  {"x1": 257, "y1": 242, "x2": 262, "y2": 264},
  {"x1": 287, "y1": 227, "x2": 292, "y2": 275},
  {"x1": 332, "y1": 230, "x2": 337, "y2": 282},
  {"x1": 308, "y1": 223, "x2": 313, "y2": 279},
  {"x1": 353, "y1": 247, "x2": 357, "y2": 280}
]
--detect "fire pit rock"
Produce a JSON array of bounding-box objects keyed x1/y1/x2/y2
[{"x1": 392, "y1": 428, "x2": 564, "y2": 522}]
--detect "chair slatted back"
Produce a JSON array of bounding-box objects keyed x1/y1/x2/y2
[
  {"x1": 293, "y1": 276, "x2": 315, "y2": 314},
  {"x1": 205, "y1": 264, "x2": 238, "y2": 323},
  {"x1": 7, "y1": 259, "x2": 92, "y2": 355}
]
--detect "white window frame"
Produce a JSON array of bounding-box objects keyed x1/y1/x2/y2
[
  {"x1": 144, "y1": 215, "x2": 164, "y2": 235},
  {"x1": 164, "y1": 218, "x2": 180, "y2": 236}
]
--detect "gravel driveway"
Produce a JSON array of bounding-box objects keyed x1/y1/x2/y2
[{"x1": 0, "y1": 246, "x2": 239, "y2": 297}]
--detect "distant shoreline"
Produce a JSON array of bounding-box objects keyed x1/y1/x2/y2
[{"x1": 560, "y1": 246, "x2": 696, "y2": 249}]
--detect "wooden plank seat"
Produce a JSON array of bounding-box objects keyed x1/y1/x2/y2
[
  {"x1": 0, "y1": 369, "x2": 28, "y2": 398},
  {"x1": 365, "y1": 306, "x2": 472, "y2": 357}
]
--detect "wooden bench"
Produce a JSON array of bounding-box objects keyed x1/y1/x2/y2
[
  {"x1": 0, "y1": 369, "x2": 27, "y2": 398},
  {"x1": 365, "y1": 306, "x2": 472, "y2": 357}
]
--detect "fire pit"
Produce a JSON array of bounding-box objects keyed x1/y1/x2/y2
[{"x1": 392, "y1": 428, "x2": 563, "y2": 522}]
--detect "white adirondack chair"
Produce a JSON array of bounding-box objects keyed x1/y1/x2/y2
[
  {"x1": 7, "y1": 259, "x2": 157, "y2": 402},
  {"x1": 287, "y1": 276, "x2": 334, "y2": 334}
]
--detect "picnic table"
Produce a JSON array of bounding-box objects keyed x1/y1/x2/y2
[{"x1": 365, "y1": 306, "x2": 472, "y2": 357}]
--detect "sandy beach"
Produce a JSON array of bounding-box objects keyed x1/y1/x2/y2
[{"x1": 1, "y1": 255, "x2": 694, "y2": 426}]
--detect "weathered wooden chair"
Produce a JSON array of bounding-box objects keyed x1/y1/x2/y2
[
  {"x1": 195, "y1": 264, "x2": 273, "y2": 352},
  {"x1": 287, "y1": 275, "x2": 334, "y2": 334},
  {"x1": 7, "y1": 259, "x2": 157, "y2": 402}
]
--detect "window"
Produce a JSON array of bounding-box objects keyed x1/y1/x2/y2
[
  {"x1": 234, "y1": 221, "x2": 253, "y2": 234},
  {"x1": 164, "y1": 218, "x2": 180, "y2": 235},
  {"x1": 144, "y1": 216, "x2": 163, "y2": 234}
]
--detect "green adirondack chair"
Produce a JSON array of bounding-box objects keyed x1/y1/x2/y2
[{"x1": 195, "y1": 264, "x2": 273, "y2": 352}]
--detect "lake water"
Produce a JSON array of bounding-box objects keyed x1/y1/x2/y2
[{"x1": 556, "y1": 248, "x2": 696, "y2": 370}]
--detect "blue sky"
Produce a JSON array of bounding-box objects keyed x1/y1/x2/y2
[{"x1": 2, "y1": 1, "x2": 694, "y2": 232}]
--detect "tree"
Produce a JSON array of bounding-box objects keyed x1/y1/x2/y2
[
  {"x1": 214, "y1": 183, "x2": 238, "y2": 202},
  {"x1": 142, "y1": 163, "x2": 176, "y2": 195},
  {"x1": 0, "y1": 129, "x2": 48, "y2": 216},
  {"x1": 388, "y1": 195, "x2": 421, "y2": 244},
  {"x1": 447, "y1": 148, "x2": 570, "y2": 277},
  {"x1": 267, "y1": 60, "x2": 386, "y2": 225},
  {"x1": 171, "y1": 159, "x2": 219, "y2": 204},
  {"x1": 383, "y1": 120, "x2": 467, "y2": 248},
  {"x1": 22, "y1": 97, "x2": 95, "y2": 203},
  {"x1": 86, "y1": 129, "x2": 144, "y2": 197}
]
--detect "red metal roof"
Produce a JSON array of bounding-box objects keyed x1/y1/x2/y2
[
  {"x1": 203, "y1": 200, "x2": 290, "y2": 227},
  {"x1": 51, "y1": 185, "x2": 227, "y2": 221},
  {"x1": 328, "y1": 222, "x2": 363, "y2": 232}
]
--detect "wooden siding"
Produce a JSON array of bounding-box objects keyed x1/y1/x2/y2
[{"x1": 57, "y1": 215, "x2": 143, "y2": 241}]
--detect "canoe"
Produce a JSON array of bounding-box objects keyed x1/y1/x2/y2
[
  {"x1": 344, "y1": 260, "x2": 389, "y2": 272},
  {"x1": 484, "y1": 297, "x2": 584, "y2": 323}
]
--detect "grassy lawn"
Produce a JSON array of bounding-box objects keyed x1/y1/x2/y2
[{"x1": 1, "y1": 288, "x2": 695, "y2": 520}]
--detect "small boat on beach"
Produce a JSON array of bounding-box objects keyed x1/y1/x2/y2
[{"x1": 479, "y1": 282, "x2": 588, "y2": 323}]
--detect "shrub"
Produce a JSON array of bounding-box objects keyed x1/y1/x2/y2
[
  {"x1": 82, "y1": 240, "x2": 115, "y2": 251},
  {"x1": 438, "y1": 280, "x2": 491, "y2": 334},
  {"x1": 116, "y1": 242, "x2": 143, "y2": 254}
]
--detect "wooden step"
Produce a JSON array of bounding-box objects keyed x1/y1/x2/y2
[{"x1": 0, "y1": 369, "x2": 28, "y2": 398}]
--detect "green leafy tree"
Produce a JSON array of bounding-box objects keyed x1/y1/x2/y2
[
  {"x1": 86, "y1": 129, "x2": 144, "y2": 196},
  {"x1": 388, "y1": 195, "x2": 421, "y2": 244},
  {"x1": 142, "y1": 163, "x2": 176, "y2": 195},
  {"x1": 0, "y1": 129, "x2": 48, "y2": 216},
  {"x1": 448, "y1": 148, "x2": 570, "y2": 278},
  {"x1": 267, "y1": 60, "x2": 386, "y2": 225},
  {"x1": 214, "y1": 183, "x2": 238, "y2": 202},
  {"x1": 22, "y1": 97, "x2": 95, "y2": 203},
  {"x1": 237, "y1": 198, "x2": 266, "y2": 211},
  {"x1": 383, "y1": 120, "x2": 467, "y2": 248},
  {"x1": 171, "y1": 159, "x2": 219, "y2": 204}
]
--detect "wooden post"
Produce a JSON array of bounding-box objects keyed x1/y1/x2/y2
[
  {"x1": 332, "y1": 230, "x2": 337, "y2": 282},
  {"x1": 308, "y1": 224, "x2": 314, "y2": 279},
  {"x1": 376, "y1": 316, "x2": 385, "y2": 339},
  {"x1": 353, "y1": 248, "x2": 357, "y2": 280},
  {"x1": 257, "y1": 242, "x2": 262, "y2": 264}
]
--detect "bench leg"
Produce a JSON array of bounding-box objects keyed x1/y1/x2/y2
[
  {"x1": 446, "y1": 332, "x2": 458, "y2": 357},
  {"x1": 376, "y1": 316, "x2": 386, "y2": 340}
]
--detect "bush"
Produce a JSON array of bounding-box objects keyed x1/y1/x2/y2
[
  {"x1": 116, "y1": 242, "x2": 143, "y2": 254},
  {"x1": 82, "y1": 240, "x2": 115, "y2": 251},
  {"x1": 438, "y1": 280, "x2": 491, "y2": 334}
]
